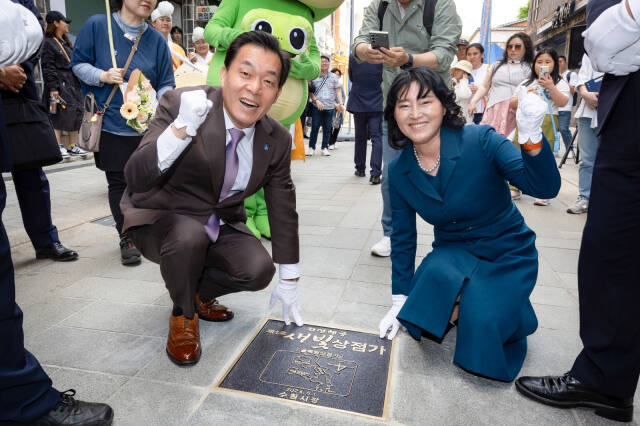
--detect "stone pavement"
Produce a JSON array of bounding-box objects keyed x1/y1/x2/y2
[{"x1": 3, "y1": 143, "x2": 635, "y2": 425}]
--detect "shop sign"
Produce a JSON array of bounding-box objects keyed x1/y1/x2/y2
[
  {"x1": 196, "y1": 6, "x2": 217, "y2": 21},
  {"x1": 552, "y1": 1, "x2": 576, "y2": 29}
]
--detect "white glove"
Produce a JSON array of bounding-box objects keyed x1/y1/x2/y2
[
  {"x1": 379, "y1": 294, "x2": 408, "y2": 340},
  {"x1": 173, "y1": 90, "x2": 213, "y2": 137},
  {"x1": 583, "y1": 1, "x2": 640, "y2": 74},
  {"x1": 516, "y1": 88, "x2": 548, "y2": 145},
  {"x1": 269, "y1": 280, "x2": 304, "y2": 326}
]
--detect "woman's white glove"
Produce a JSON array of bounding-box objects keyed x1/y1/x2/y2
[
  {"x1": 173, "y1": 90, "x2": 213, "y2": 137},
  {"x1": 269, "y1": 280, "x2": 304, "y2": 326},
  {"x1": 379, "y1": 294, "x2": 408, "y2": 340},
  {"x1": 516, "y1": 89, "x2": 548, "y2": 145},
  {"x1": 583, "y1": 0, "x2": 640, "y2": 75}
]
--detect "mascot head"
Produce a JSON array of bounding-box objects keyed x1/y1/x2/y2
[{"x1": 298, "y1": 0, "x2": 345, "y2": 22}]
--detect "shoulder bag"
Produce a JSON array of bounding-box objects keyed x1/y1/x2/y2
[{"x1": 78, "y1": 4, "x2": 143, "y2": 152}]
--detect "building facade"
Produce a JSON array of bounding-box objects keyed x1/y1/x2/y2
[{"x1": 527, "y1": 0, "x2": 588, "y2": 69}]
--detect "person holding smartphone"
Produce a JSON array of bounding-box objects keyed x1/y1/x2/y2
[
  {"x1": 352, "y1": 0, "x2": 462, "y2": 257},
  {"x1": 509, "y1": 48, "x2": 570, "y2": 206}
]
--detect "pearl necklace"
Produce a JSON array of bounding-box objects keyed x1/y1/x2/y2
[{"x1": 413, "y1": 146, "x2": 440, "y2": 174}]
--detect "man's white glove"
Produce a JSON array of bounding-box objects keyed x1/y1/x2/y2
[
  {"x1": 516, "y1": 89, "x2": 548, "y2": 145},
  {"x1": 173, "y1": 90, "x2": 213, "y2": 137},
  {"x1": 583, "y1": 0, "x2": 640, "y2": 74},
  {"x1": 269, "y1": 280, "x2": 304, "y2": 326},
  {"x1": 379, "y1": 294, "x2": 408, "y2": 340}
]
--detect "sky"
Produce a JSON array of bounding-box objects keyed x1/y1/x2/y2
[{"x1": 353, "y1": 0, "x2": 527, "y2": 38}]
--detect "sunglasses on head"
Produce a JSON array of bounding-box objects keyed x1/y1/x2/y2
[{"x1": 507, "y1": 44, "x2": 523, "y2": 51}]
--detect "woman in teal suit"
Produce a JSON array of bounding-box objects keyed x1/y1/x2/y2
[{"x1": 378, "y1": 67, "x2": 561, "y2": 382}]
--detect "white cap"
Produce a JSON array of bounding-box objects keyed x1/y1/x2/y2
[
  {"x1": 151, "y1": 1, "x2": 174, "y2": 22},
  {"x1": 192, "y1": 27, "x2": 205, "y2": 43}
]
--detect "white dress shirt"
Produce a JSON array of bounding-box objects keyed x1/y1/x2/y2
[
  {"x1": 156, "y1": 107, "x2": 300, "y2": 280},
  {"x1": 559, "y1": 70, "x2": 578, "y2": 112},
  {"x1": 583, "y1": 0, "x2": 640, "y2": 76},
  {"x1": 574, "y1": 54, "x2": 603, "y2": 128}
]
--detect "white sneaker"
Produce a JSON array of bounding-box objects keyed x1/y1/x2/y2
[
  {"x1": 567, "y1": 196, "x2": 588, "y2": 214},
  {"x1": 306, "y1": 148, "x2": 315, "y2": 156},
  {"x1": 59, "y1": 145, "x2": 70, "y2": 159},
  {"x1": 321, "y1": 148, "x2": 331, "y2": 156},
  {"x1": 67, "y1": 145, "x2": 87, "y2": 155},
  {"x1": 371, "y1": 236, "x2": 391, "y2": 257},
  {"x1": 328, "y1": 145, "x2": 335, "y2": 150}
]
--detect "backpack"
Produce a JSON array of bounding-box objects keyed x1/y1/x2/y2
[
  {"x1": 563, "y1": 71, "x2": 578, "y2": 107},
  {"x1": 378, "y1": 0, "x2": 438, "y2": 35}
]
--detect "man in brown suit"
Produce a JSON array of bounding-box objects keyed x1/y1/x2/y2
[{"x1": 120, "y1": 31, "x2": 303, "y2": 366}]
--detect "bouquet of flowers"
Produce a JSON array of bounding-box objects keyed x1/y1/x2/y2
[{"x1": 120, "y1": 69, "x2": 157, "y2": 133}]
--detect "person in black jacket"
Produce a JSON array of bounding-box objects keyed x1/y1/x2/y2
[
  {"x1": 515, "y1": 0, "x2": 640, "y2": 422},
  {"x1": 0, "y1": 0, "x2": 78, "y2": 262},
  {"x1": 41, "y1": 10, "x2": 86, "y2": 157}
]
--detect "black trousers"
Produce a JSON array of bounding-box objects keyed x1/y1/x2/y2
[
  {"x1": 130, "y1": 214, "x2": 275, "y2": 318},
  {"x1": 0, "y1": 179, "x2": 59, "y2": 423},
  {"x1": 11, "y1": 168, "x2": 59, "y2": 249},
  {"x1": 353, "y1": 111, "x2": 383, "y2": 177},
  {"x1": 105, "y1": 171, "x2": 126, "y2": 234},
  {"x1": 570, "y1": 72, "x2": 640, "y2": 399}
]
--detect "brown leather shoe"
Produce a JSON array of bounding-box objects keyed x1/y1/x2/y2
[
  {"x1": 166, "y1": 313, "x2": 201, "y2": 366},
  {"x1": 196, "y1": 294, "x2": 234, "y2": 322}
]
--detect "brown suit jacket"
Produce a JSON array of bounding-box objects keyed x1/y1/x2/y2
[{"x1": 120, "y1": 86, "x2": 299, "y2": 264}]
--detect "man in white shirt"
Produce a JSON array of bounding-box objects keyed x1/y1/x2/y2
[
  {"x1": 557, "y1": 55, "x2": 578, "y2": 151},
  {"x1": 121, "y1": 31, "x2": 303, "y2": 367},
  {"x1": 516, "y1": 0, "x2": 640, "y2": 422}
]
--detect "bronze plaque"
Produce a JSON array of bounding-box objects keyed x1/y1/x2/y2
[{"x1": 218, "y1": 319, "x2": 393, "y2": 418}]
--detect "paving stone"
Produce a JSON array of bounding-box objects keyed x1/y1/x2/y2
[
  {"x1": 530, "y1": 285, "x2": 577, "y2": 307},
  {"x1": 299, "y1": 246, "x2": 360, "y2": 280},
  {"x1": 20, "y1": 297, "x2": 91, "y2": 338},
  {"x1": 533, "y1": 304, "x2": 580, "y2": 332},
  {"x1": 332, "y1": 301, "x2": 389, "y2": 333},
  {"x1": 299, "y1": 227, "x2": 371, "y2": 250},
  {"x1": 108, "y1": 378, "x2": 206, "y2": 426},
  {"x1": 350, "y1": 264, "x2": 391, "y2": 285},
  {"x1": 338, "y1": 202, "x2": 383, "y2": 229},
  {"x1": 61, "y1": 300, "x2": 170, "y2": 337},
  {"x1": 343, "y1": 281, "x2": 392, "y2": 307},
  {"x1": 56, "y1": 276, "x2": 167, "y2": 304},
  {"x1": 539, "y1": 247, "x2": 581, "y2": 274},
  {"x1": 298, "y1": 210, "x2": 346, "y2": 227},
  {"x1": 46, "y1": 368, "x2": 130, "y2": 403},
  {"x1": 26, "y1": 326, "x2": 163, "y2": 376}
]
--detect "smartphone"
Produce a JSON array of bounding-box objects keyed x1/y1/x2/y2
[
  {"x1": 539, "y1": 65, "x2": 550, "y2": 79},
  {"x1": 370, "y1": 31, "x2": 389, "y2": 49}
]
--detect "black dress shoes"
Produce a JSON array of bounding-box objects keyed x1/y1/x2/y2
[
  {"x1": 354, "y1": 170, "x2": 365, "y2": 177},
  {"x1": 370, "y1": 175, "x2": 381, "y2": 185},
  {"x1": 31, "y1": 389, "x2": 113, "y2": 425},
  {"x1": 515, "y1": 373, "x2": 634, "y2": 422},
  {"x1": 35, "y1": 242, "x2": 78, "y2": 262}
]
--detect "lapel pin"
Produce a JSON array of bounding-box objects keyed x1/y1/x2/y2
[{"x1": 264, "y1": 144, "x2": 270, "y2": 151}]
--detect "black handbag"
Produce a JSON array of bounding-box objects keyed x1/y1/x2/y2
[{"x1": 2, "y1": 96, "x2": 62, "y2": 171}]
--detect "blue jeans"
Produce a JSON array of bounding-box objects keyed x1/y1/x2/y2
[
  {"x1": 577, "y1": 117, "x2": 600, "y2": 199},
  {"x1": 309, "y1": 106, "x2": 334, "y2": 150},
  {"x1": 381, "y1": 121, "x2": 402, "y2": 236},
  {"x1": 558, "y1": 111, "x2": 573, "y2": 149}
]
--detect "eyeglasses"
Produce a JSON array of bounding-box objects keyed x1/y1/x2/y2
[{"x1": 507, "y1": 44, "x2": 523, "y2": 51}]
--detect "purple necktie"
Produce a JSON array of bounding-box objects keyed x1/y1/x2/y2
[{"x1": 204, "y1": 127, "x2": 245, "y2": 242}]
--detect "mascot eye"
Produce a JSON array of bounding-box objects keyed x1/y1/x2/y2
[
  {"x1": 289, "y1": 27, "x2": 307, "y2": 53},
  {"x1": 251, "y1": 19, "x2": 273, "y2": 34}
]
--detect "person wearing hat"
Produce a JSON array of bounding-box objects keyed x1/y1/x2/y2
[
  {"x1": 151, "y1": 1, "x2": 186, "y2": 72},
  {"x1": 451, "y1": 59, "x2": 473, "y2": 123},
  {"x1": 188, "y1": 27, "x2": 213, "y2": 71},
  {"x1": 451, "y1": 38, "x2": 469, "y2": 67},
  {"x1": 42, "y1": 10, "x2": 87, "y2": 158}
]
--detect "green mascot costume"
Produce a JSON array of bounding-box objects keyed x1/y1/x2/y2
[{"x1": 204, "y1": 0, "x2": 344, "y2": 239}]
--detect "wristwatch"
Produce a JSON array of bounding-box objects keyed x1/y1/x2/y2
[{"x1": 401, "y1": 53, "x2": 413, "y2": 70}]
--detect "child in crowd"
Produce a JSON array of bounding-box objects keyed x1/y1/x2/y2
[
  {"x1": 511, "y1": 48, "x2": 570, "y2": 206},
  {"x1": 451, "y1": 60, "x2": 473, "y2": 124}
]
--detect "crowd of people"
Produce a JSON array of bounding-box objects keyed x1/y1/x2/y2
[{"x1": 1, "y1": 0, "x2": 639, "y2": 424}]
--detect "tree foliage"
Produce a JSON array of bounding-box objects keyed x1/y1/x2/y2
[{"x1": 518, "y1": 4, "x2": 530, "y2": 19}]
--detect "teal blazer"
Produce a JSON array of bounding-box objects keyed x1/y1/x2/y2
[{"x1": 388, "y1": 125, "x2": 561, "y2": 381}]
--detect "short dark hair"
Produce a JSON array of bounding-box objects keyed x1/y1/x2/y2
[
  {"x1": 466, "y1": 43, "x2": 484, "y2": 56},
  {"x1": 331, "y1": 67, "x2": 342, "y2": 76},
  {"x1": 321, "y1": 55, "x2": 331, "y2": 62},
  {"x1": 171, "y1": 26, "x2": 183, "y2": 35},
  {"x1": 525, "y1": 48, "x2": 562, "y2": 86},
  {"x1": 385, "y1": 67, "x2": 466, "y2": 150},
  {"x1": 224, "y1": 31, "x2": 291, "y2": 88},
  {"x1": 558, "y1": 55, "x2": 567, "y2": 62}
]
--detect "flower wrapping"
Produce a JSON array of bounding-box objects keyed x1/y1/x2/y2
[{"x1": 120, "y1": 69, "x2": 157, "y2": 133}]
